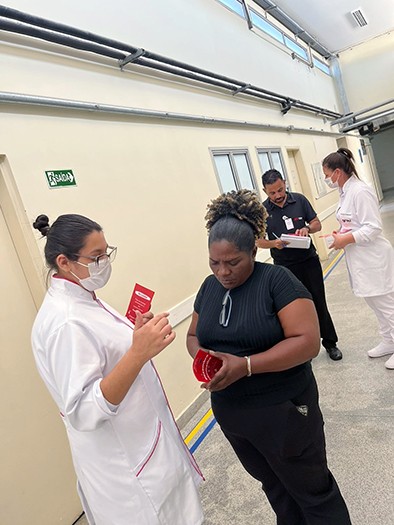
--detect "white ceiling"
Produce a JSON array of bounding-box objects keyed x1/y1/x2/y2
[{"x1": 268, "y1": 0, "x2": 394, "y2": 54}]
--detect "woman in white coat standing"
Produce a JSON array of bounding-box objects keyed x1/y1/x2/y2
[
  {"x1": 31, "y1": 213, "x2": 204, "y2": 525},
  {"x1": 322, "y1": 148, "x2": 394, "y2": 370}
]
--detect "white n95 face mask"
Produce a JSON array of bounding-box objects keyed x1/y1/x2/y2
[
  {"x1": 71, "y1": 258, "x2": 112, "y2": 291},
  {"x1": 324, "y1": 176, "x2": 339, "y2": 189}
]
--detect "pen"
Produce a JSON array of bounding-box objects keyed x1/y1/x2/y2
[{"x1": 273, "y1": 232, "x2": 287, "y2": 248}]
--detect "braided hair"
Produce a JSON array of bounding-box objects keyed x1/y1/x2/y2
[
  {"x1": 205, "y1": 189, "x2": 267, "y2": 253},
  {"x1": 322, "y1": 147, "x2": 359, "y2": 178}
]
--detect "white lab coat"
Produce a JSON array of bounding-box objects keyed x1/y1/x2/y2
[
  {"x1": 336, "y1": 176, "x2": 394, "y2": 297},
  {"x1": 31, "y1": 276, "x2": 204, "y2": 525}
]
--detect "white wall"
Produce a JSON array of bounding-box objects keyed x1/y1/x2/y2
[
  {"x1": 338, "y1": 31, "x2": 394, "y2": 112},
  {"x1": 2, "y1": 0, "x2": 341, "y2": 112}
]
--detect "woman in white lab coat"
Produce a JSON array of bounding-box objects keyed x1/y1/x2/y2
[
  {"x1": 31, "y1": 213, "x2": 204, "y2": 525},
  {"x1": 322, "y1": 148, "x2": 394, "y2": 370}
]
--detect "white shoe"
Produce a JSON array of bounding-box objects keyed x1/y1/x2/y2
[
  {"x1": 385, "y1": 354, "x2": 394, "y2": 369},
  {"x1": 367, "y1": 342, "x2": 394, "y2": 358}
]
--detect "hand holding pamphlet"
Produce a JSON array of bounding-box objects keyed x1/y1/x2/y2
[
  {"x1": 125, "y1": 283, "x2": 155, "y2": 325},
  {"x1": 320, "y1": 234, "x2": 334, "y2": 248},
  {"x1": 193, "y1": 349, "x2": 223, "y2": 382}
]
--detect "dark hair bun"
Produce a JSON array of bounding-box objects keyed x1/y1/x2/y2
[{"x1": 33, "y1": 214, "x2": 50, "y2": 236}]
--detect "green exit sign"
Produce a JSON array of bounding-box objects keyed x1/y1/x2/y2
[{"x1": 45, "y1": 170, "x2": 76, "y2": 188}]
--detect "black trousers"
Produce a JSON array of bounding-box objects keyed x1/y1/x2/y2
[
  {"x1": 281, "y1": 256, "x2": 338, "y2": 348},
  {"x1": 212, "y1": 378, "x2": 352, "y2": 525}
]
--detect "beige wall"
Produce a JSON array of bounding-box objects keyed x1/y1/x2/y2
[
  {"x1": 0, "y1": 2, "x2": 379, "y2": 521},
  {"x1": 1, "y1": 0, "x2": 377, "y2": 414},
  {"x1": 1, "y1": 108, "x2": 372, "y2": 413}
]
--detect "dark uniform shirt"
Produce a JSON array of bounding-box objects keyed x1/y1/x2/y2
[
  {"x1": 263, "y1": 192, "x2": 318, "y2": 266},
  {"x1": 194, "y1": 262, "x2": 313, "y2": 408}
]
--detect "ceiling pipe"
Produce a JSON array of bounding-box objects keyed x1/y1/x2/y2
[
  {"x1": 0, "y1": 5, "x2": 341, "y2": 119},
  {"x1": 0, "y1": 90, "x2": 345, "y2": 137},
  {"x1": 331, "y1": 98, "x2": 394, "y2": 126},
  {"x1": 340, "y1": 107, "x2": 394, "y2": 133}
]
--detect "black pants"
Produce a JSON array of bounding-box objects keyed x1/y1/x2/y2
[
  {"x1": 212, "y1": 378, "x2": 351, "y2": 525},
  {"x1": 282, "y1": 256, "x2": 338, "y2": 348}
]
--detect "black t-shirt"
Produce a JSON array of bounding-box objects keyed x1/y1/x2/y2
[
  {"x1": 263, "y1": 192, "x2": 318, "y2": 266},
  {"x1": 194, "y1": 262, "x2": 313, "y2": 407}
]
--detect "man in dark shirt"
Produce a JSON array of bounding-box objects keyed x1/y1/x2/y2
[{"x1": 257, "y1": 169, "x2": 342, "y2": 361}]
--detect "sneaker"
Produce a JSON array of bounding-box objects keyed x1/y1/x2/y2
[
  {"x1": 385, "y1": 354, "x2": 394, "y2": 369},
  {"x1": 367, "y1": 342, "x2": 394, "y2": 358}
]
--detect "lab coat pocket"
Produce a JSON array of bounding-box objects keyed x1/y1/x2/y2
[
  {"x1": 135, "y1": 419, "x2": 163, "y2": 477},
  {"x1": 135, "y1": 418, "x2": 192, "y2": 519}
]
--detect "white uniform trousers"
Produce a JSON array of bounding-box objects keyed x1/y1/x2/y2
[{"x1": 364, "y1": 292, "x2": 394, "y2": 345}]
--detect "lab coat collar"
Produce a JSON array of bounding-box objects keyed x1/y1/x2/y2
[
  {"x1": 341, "y1": 174, "x2": 358, "y2": 195},
  {"x1": 50, "y1": 274, "x2": 96, "y2": 301}
]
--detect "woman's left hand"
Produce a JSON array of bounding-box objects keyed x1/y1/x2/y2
[
  {"x1": 202, "y1": 351, "x2": 248, "y2": 392},
  {"x1": 329, "y1": 231, "x2": 353, "y2": 250}
]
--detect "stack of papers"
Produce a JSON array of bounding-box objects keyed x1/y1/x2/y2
[{"x1": 280, "y1": 234, "x2": 311, "y2": 249}]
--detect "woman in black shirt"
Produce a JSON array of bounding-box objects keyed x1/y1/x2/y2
[{"x1": 187, "y1": 189, "x2": 351, "y2": 525}]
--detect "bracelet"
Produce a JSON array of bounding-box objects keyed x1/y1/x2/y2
[
  {"x1": 244, "y1": 356, "x2": 252, "y2": 377},
  {"x1": 305, "y1": 224, "x2": 311, "y2": 232}
]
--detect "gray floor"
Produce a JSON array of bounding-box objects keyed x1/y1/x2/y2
[{"x1": 77, "y1": 190, "x2": 394, "y2": 525}]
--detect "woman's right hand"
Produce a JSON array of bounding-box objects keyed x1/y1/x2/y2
[
  {"x1": 202, "y1": 351, "x2": 247, "y2": 391},
  {"x1": 130, "y1": 311, "x2": 176, "y2": 364}
]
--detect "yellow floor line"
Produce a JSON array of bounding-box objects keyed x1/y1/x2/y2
[
  {"x1": 323, "y1": 250, "x2": 343, "y2": 276},
  {"x1": 184, "y1": 408, "x2": 213, "y2": 445}
]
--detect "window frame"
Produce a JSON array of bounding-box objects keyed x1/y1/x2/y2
[
  {"x1": 210, "y1": 148, "x2": 260, "y2": 196},
  {"x1": 312, "y1": 56, "x2": 331, "y2": 75},
  {"x1": 215, "y1": 0, "x2": 330, "y2": 74},
  {"x1": 256, "y1": 147, "x2": 290, "y2": 189},
  {"x1": 215, "y1": 0, "x2": 245, "y2": 18}
]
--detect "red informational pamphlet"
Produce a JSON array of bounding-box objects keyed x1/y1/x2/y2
[
  {"x1": 193, "y1": 349, "x2": 223, "y2": 382},
  {"x1": 125, "y1": 283, "x2": 155, "y2": 325}
]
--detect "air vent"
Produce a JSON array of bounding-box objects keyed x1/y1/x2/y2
[{"x1": 351, "y1": 8, "x2": 368, "y2": 27}]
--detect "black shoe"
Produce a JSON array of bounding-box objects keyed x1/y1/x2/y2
[{"x1": 325, "y1": 345, "x2": 343, "y2": 361}]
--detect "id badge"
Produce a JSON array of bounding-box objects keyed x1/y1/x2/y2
[{"x1": 283, "y1": 215, "x2": 294, "y2": 230}]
